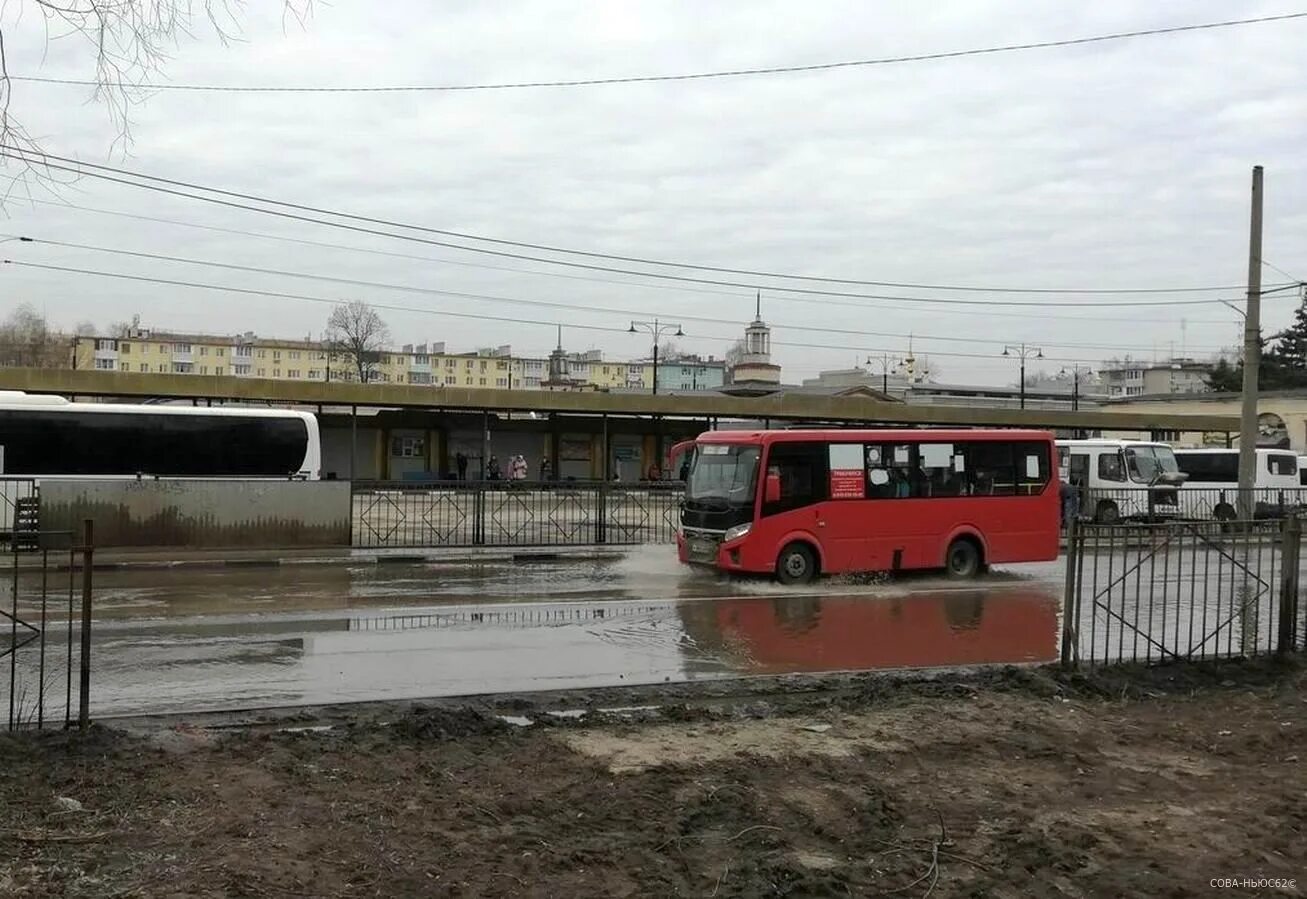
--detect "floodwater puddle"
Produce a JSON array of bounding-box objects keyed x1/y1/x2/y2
[{"x1": 68, "y1": 581, "x2": 1059, "y2": 718}]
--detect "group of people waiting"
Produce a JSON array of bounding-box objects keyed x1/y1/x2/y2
[{"x1": 453, "y1": 451, "x2": 550, "y2": 481}]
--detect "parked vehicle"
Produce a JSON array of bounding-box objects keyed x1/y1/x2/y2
[
  {"x1": 677, "y1": 428, "x2": 1059, "y2": 584},
  {"x1": 1173, "y1": 448, "x2": 1300, "y2": 520},
  {"x1": 1056, "y1": 439, "x2": 1185, "y2": 524},
  {"x1": 0, "y1": 391, "x2": 320, "y2": 537}
]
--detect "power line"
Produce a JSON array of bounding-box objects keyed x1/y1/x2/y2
[
  {"x1": 1, "y1": 259, "x2": 1112, "y2": 365},
  {"x1": 4, "y1": 146, "x2": 1292, "y2": 301},
  {"x1": 12, "y1": 234, "x2": 1229, "y2": 353},
  {"x1": 15, "y1": 197, "x2": 1244, "y2": 326},
  {"x1": 11, "y1": 12, "x2": 1305, "y2": 94},
  {"x1": 2, "y1": 150, "x2": 1286, "y2": 308}
]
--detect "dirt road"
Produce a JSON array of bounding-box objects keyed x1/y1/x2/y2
[{"x1": 2, "y1": 661, "x2": 1303, "y2": 897}]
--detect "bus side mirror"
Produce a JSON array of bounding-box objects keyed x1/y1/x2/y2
[{"x1": 765, "y1": 472, "x2": 781, "y2": 504}]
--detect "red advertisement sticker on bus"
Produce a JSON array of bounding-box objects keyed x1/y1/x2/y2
[
  {"x1": 830, "y1": 469, "x2": 865, "y2": 499},
  {"x1": 828, "y1": 444, "x2": 865, "y2": 499}
]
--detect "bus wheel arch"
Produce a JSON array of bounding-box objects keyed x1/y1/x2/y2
[
  {"x1": 775, "y1": 541, "x2": 820, "y2": 585},
  {"x1": 944, "y1": 535, "x2": 984, "y2": 579}
]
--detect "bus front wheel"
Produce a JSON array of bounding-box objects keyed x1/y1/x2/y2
[
  {"x1": 945, "y1": 538, "x2": 982, "y2": 579},
  {"x1": 1094, "y1": 500, "x2": 1120, "y2": 525},
  {"x1": 776, "y1": 543, "x2": 817, "y2": 585}
]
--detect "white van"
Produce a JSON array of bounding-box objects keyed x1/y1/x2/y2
[
  {"x1": 1173, "y1": 448, "x2": 1300, "y2": 520},
  {"x1": 1056, "y1": 439, "x2": 1186, "y2": 523}
]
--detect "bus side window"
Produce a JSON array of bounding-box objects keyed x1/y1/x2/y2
[
  {"x1": 965, "y1": 443, "x2": 1015, "y2": 496},
  {"x1": 762, "y1": 442, "x2": 829, "y2": 516},
  {"x1": 1268, "y1": 453, "x2": 1296, "y2": 477},
  {"x1": 1098, "y1": 453, "x2": 1126, "y2": 482}
]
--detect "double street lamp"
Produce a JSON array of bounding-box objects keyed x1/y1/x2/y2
[
  {"x1": 1002, "y1": 343, "x2": 1044, "y2": 410},
  {"x1": 629, "y1": 319, "x2": 684, "y2": 395},
  {"x1": 866, "y1": 353, "x2": 902, "y2": 394}
]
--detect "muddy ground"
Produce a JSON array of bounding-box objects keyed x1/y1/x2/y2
[{"x1": 1, "y1": 661, "x2": 1304, "y2": 898}]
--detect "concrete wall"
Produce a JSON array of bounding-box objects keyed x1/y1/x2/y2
[{"x1": 41, "y1": 480, "x2": 352, "y2": 548}]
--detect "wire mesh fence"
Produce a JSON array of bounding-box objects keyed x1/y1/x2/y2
[
  {"x1": 351, "y1": 481, "x2": 683, "y2": 548},
  {"x1": 1062, "y1": 517, "x2": 1304, "y2": 667}
]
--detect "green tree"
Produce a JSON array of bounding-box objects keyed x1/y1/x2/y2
[
  {"x1": 1205, "y1": 357, "x2": 1241, "y2": 391},
  {"x1": 1271, "y1": 296, "x2": 1307, "y2": 381}
]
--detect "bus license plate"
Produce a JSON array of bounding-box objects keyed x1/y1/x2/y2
[{"x1": 689, "y1": 539, "x2": 717, "y2": 560}]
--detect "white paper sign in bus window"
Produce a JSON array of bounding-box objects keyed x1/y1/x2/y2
[
  {"x1": 920, "y1": 443, "x2": 954, "y2": 470},
  {"x1": 1026, "y1": 454, "x2": 1041, "y2": 478},
  {"x1": 828, "y1": 444, "x2": 865, "y2": 499}
]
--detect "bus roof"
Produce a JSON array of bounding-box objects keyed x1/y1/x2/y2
[
  {"x1": 696, "y1": 428, "x2": 1053, "y2": 445},
  {"x1": 1055, "y1": 439, "x2": 1170, "y2": 449}
]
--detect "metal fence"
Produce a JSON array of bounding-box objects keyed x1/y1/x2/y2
[
  {"x1": 2, "y1": 524, "x2": 95, "y2": 731},
  {"x1": 351, "y1": 481, "x2": 683, "y2": 548},
  {"x1": 1073, "y1": 486, "x2": 1307, "y2": 524},
  {"x1": 1061, "y1": 517, "x2": 1304, "y2": 667}
]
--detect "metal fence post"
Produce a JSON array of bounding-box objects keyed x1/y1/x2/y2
[
  {"x1": 1277, "y1": 515, "x2": 1301, "y2": 655},
  {"x1": 1061, "y1": 519, "x2": 1080, "y2": 668},
  {"x1": 596, "y1": 482, "x2": 607, "y2": 545},
  {"x1": 77, "y1": 518, "x2": 93, "y2": 732},
  {"x1": 472, "y1": 485, "x2": 485, "y2": 546}
]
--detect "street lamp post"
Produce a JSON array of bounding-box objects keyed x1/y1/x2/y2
[
  {"x1": 866, "y1": 353, "x2": 901, "y2": 395},
  {"x1": 1059, "y1": 364, "x2": 1093, "y2": 412},
  {"x1": 1002, "y1": 343, "x2": 1044, "y2": 410},
  {"x1": 629, "y1": 319, "x2": 684, "y2": 395}
]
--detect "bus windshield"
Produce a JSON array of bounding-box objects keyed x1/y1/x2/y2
[
  {"x1": 687, "y1": 444, "x2": 760, "y2": 507},
  {"x1": 1125, "y1": 445, "x2": 1180, "y2": 483}
]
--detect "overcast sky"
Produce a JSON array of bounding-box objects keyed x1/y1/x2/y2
[{"x1": 2, "y1": 0, "x2": 1305, "y2": 384}]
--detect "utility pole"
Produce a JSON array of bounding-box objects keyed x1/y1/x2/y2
[{"x1": 1237, "y1": 166, "x2": 1263, "y2": 520}]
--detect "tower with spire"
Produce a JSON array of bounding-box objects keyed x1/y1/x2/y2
[{"x1": 727, "y1": 291, "x2": 781, "y2": 388}]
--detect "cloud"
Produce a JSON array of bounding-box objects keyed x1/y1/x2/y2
[{"x1": 1, "y1": 0, "x2": 1303, "y2": 379}]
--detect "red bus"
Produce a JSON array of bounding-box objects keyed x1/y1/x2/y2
[{"x1": 675, "y1": 429, "x2": 1059, "y2": 583}]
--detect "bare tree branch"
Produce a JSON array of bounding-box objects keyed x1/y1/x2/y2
[{"x1": 0, "y1": 1, "x2": 310, "y2": 194}]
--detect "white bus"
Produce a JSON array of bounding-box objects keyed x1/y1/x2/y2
[
  {"x1": 0, "y1": 392, "x2": 321, "y2": 535},
  {"x1": 1173, "y1": 448, "x2": 1300, "y2": 520},
  {"x1": 1056, "y1": 439, "x2": 1185, "y2": 523}
]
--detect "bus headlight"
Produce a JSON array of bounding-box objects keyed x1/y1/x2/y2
[{"x1": 723, "y1": 523, "x2": 752, "y2": 543}]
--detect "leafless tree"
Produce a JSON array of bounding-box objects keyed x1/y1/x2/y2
[
  {"x1": 723, "y1": 338, "x2": 747, "y2": 369},
  {"x1": 0, "y1": 303, "x2": 69, "y2": 367},
  {"x1": 325, "y1": 300, "x2": 389, "y2": 384},
  {"x1": 0, "y1": 1, "x2": 311, "y2": 197}
]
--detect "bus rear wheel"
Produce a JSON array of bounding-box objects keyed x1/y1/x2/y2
[
  {"x1": 776, "y1": 543, "x2": 817, "y2": 585},
  {"x1": 945, "y1": 538, "x2": 982, "y2": 579}
]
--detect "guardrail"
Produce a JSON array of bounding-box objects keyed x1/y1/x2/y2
[{"x1": 351, "y1": 480, "x2": 684, "y2": 548}]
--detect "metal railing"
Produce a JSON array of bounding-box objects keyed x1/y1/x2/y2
[
  {"x1": 1071, "y1": 486, "x2": 1307, "y2": 524},
  {"x1": 1061, "y1": 517, "x2": 1303, "y2": 667},
  {"x1": 2, "y1": 521, "x2": 95, "y2": 731},
  {"x1": 351, "y1": 480, "x2": 684, "y2": 548}
]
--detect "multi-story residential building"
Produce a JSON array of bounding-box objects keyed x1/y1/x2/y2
[
  {"x1": 1099, "y1": 357, "x2": 1211, "y2": 398},
  {"x1": 69, "y1": 323, "x2": 666, "y2": 393},
  {"x1": 652, "y1": 354, "x2": 727, "y2": 391}
]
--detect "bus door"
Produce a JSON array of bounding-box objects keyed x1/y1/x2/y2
[{"x1": 760, "y1": 442, "x2": 852, "y2": 570}]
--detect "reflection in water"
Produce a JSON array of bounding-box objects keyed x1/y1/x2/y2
[
  {"x1": 40, "y1": 551, "x2": 1066, "y2": 717},
  {"x1": 679, "y1": 589, "x2": 1058, "y2": 674}
]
